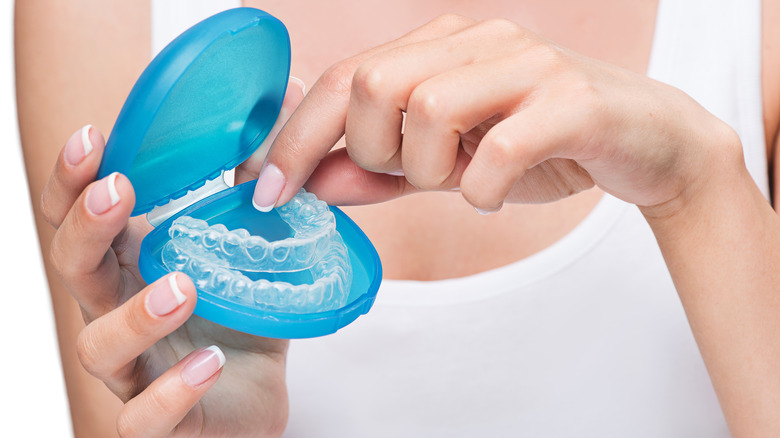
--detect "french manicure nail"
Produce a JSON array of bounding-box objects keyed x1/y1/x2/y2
[
  {"x1": 64, "y1": 125, "x2": 93, "y2": 166},
  {"x1": 146, "y1": 274, "x2": 187, "y2": 317},
  {"x1": 181, "y1": 346, "x2": 226, "y2": 387},
  {"x1": 85, "y1": 172, "x2": 120, "y2": 215},
  {"x1": 475, "y1": 204, "x2": 502, "y2": 215},
  {"x1": 82, "y1": 124, "x2": 94, "y2": 156},
  {"x1": 252, "y1": 163, "x2": 285, "y2": 212},
  {"x1": 288, "y1": 76, "x2": 306, "y2": 94}
]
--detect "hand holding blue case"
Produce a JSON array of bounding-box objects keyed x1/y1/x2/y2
[{"x1": 96, "y1": 8, "x2": 382, "y2": 339}]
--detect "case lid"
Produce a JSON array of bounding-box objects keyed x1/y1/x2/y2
[{"x1": 97, "y1": 8, "x2": 291, "y2": 216}]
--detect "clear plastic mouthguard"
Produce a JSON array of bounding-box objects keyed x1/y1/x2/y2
[{"x1": 162, "y1": 189, "x2": 352, "y2": 313}]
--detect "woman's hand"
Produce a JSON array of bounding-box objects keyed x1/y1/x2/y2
[
  {"x1": 40, "y1": 102, "x2": 301, "y2": 437},
  {"x1": 253, "y1": 14, "x2": 741, "y2": 217}
]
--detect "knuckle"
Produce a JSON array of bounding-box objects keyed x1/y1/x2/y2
[
  {"x1": 344, "y1": 138, "x2": 396, "y2": 171},
  {"x1": 482, "y1": 132, "x2": 521, "y2": 166},
  {"x1": 430, "y1": 13, "x2": 474, "y2": 30},
  {"x1": 49, "y1": 219, "x2": 91, "y2": 282},
  {"x1": 408, "y1": 86, "x2": 449, "y2": 124},
  {"x1": 144, "y1": 385, "x2": 179, "y2": 419},
  {"x1": 481, "y1": 18, "x2": 524, "y2": 37},
  {"x1": 565, "y1": 75, "x2": 606, "y2": 123},
  {"x1": 123, "y1": 301, "x2": 150, "y2": 340},
  {"x1": 351, "y1": 62, "x2": 389, "y2": 102},
  {"x1": 40, "y1": 188, "x2": 58, "y2": 227},
  {"x1": 527, "y1": 42, "x2": 565, "y2": 67},
  {"x1": 320, "y1": 61, "x2": 357, "y2": 97},
  {"x1": 48, "y1": 235, "x2": 69, "y2": 279},
  {"x1": 274, "y1": 129, "x2": 306, "y2": 162},
  {"x1": 76, "y1": 329, "x2": 103, "y2": 378}
]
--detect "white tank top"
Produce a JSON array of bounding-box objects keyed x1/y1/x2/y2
[{"x1": 152, "y1": 1, "x2": 768, "y2": 436}]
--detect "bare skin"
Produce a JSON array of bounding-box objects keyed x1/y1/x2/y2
[
  {"x1": 14, "y1": 0, "x2": 780, "y2": 436},
  {"x1": 246, "y1": 0, "x2": 657, "y2": 280}
]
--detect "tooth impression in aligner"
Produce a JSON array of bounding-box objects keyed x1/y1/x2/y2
[
  {"x1": 168, "y1": 189, "x2": 336, "y2": 272},
  {"x1": 161, "y1": 189, "x2": 352, "y2": 313}
]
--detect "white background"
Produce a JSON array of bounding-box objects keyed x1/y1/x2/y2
[{"x1": 0, "y1": 1, "x2": 74, "y2": 436}]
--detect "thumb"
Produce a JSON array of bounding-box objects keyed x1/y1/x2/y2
[{"x1": 303, "y1": 148, "x2": 419, "y2": 206}]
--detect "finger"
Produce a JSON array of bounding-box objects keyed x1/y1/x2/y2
[
  {"x1": 50, "y1": 172, "x2": 136, "y2": 318},
  {"x1": 116, "y1": 345, "x2": 226, "y2": 438},
  {"x1": 254, "y1": 14, "x2": 477, "y2": 211},
  {"x1": 345, "y1": 30, "x2": 483, "y2": 174},
  {"x1": 344, "y1": 18, "x2": 531, "y2": 176},
  {"x1": 460, "y1": 103, "x2": 577, "y2": 211},
  {"x1": 237, "y1": 76, "x2": 306, "y2": 185},
  {"x1": 305, "y1": 146, "x2": 472, "y2": 205},
  {"x1": 41, "y1": 125, "x2": 106, "y2": 228},
  {"x1": 304, "y1": 148, "x2": 419, "y2": 205},
  {"x1": 402, "y1": 58, "x2": 541, "y2": 190},
  {"x1": 77, "y1": 273, "x2": 196, "y2": 392}
]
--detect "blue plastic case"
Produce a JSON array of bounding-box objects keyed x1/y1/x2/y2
[{"x1": 97, "y1": 8, "x2": 382, "y2": 339}]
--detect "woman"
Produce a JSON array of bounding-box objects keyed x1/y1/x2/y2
[{"x1": 15, "y1": 0, "x2": 780, "y2": 436}]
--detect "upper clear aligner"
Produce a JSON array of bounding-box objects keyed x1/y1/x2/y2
[
  {"x1": 161, "y1": 190, "x2": 352, "y2": 313},
  {"x1": 161, "y1": 232, "x2": 352, "y2": 313},
  {"x1": 168, "y1": 190, "x2": 336, "y2": 272}
]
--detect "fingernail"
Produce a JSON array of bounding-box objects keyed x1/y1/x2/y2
[
  {"x1": 288, "y1": 75, "x2": 306, "y2": 95},
  {"x1": 387, "y1": 170, "x2": 404, "y2": 176},
  {"x1": 253, "y1": 163, "x2": 285, "y2": 212},
  {"x1": 181, "y1": 346, "x2": 226, "y2": 387},
  {"x1": 146, "y1": 274, "x2": 187, "y2": 317},
  {"x1": 64, "y1": 125, "x2": 93, "y2": 166},
  {"x1": 475, "y1": 204, "x2": 502, "y2": 215},
  {"x1": 85, "y1": 172, "x2": 120, "y2": 215}
]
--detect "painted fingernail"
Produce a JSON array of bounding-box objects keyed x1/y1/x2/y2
[
  {"x1": 85, "y1": 172, "x2": 120, "y2": 215},
  {"x1": 181, "y1": 346, "x2": 226, "y2": 387},
  {"x1": 146, "y1": 274, "x2": 187, "y2": 317},
  {"x1": 64, "y1": 125, "x2": 93, "y2": 166},
  {"x1": 252, "y1": 163, "x2": 285, "y2": 212},
  {"x1": 288, "y1": 75, "x2": 306, "y2": 95}
]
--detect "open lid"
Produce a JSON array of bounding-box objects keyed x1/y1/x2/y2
[{"x1": 97, "y1": 8, "x2": 291, "y2": 216}]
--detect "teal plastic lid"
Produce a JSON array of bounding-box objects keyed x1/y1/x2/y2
[{"x1": 97, "y1": 7, "x2": 291, "y2": 214}]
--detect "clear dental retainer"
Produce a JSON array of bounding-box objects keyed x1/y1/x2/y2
[
  {"x1": 95, "y1": 8, "x2": 382, "y2": 338},
  {"x1": 162, "y1": 190, "x2": 353, "y2": 313}
]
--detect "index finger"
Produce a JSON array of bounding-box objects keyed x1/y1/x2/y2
[{"x1": 253, "y1": 14, "x2": 477, "y2": 209}]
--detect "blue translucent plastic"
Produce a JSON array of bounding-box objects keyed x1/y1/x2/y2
[
  {"x1": 141, "y1": 182, "x2": 381, "y2": 338},
  {"x1": 97, "y1": 8, "x2": 291, "y2": 215},
  {"x1": 97, "y1": 8, "x2": 383, "y2": 338}
]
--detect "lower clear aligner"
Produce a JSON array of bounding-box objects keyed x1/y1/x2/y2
[{"x1": 161, "y1": 189, "x2": 352, "y2": 313}]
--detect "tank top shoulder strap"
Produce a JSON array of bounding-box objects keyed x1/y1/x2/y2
[
  {"x1": 648, "y1": 0, "x2": 768, "y2": 197},
  {"x1": 150, "y1": 0, "x2": 241, "y2": 56}
]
